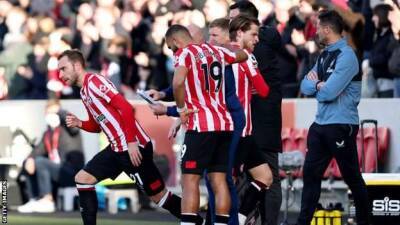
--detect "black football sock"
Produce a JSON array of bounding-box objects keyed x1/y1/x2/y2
[
  {"x1": 215, "y1": 214, "x2": 229, "y2": 225},
  {"x1": 76, "y1": 183, "x2": 98, "y2": 225},
  {"x1": 157, "y1": 190, "x2": 181, "y2": 219},
  {"x1": 238, "y1": 180, "x2": 268, "y2": 224},
  {"x1": 181, "y1": 213, "x2": 200, "y2": 225}
]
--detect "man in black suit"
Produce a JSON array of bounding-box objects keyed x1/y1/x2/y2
[{"x1": 229, "y1": 2, "x2": 283, "y2": 225}]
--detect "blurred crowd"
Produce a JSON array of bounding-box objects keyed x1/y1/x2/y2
[{"x1": 0, "y1": 0, "x2": 399, "y2": 100}]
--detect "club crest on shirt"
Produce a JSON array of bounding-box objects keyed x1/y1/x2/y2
[
  {"x1": 99, "y1": 84, "x2": 109, "y2": 93},
  {"x1": 250, "y1": 54, "x2": 258, "y2": 67}
]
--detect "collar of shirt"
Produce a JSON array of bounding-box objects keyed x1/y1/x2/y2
[
  {"x1": 81, "y1": 73, "x2": 92, "y2": 88},
  {"x1": 326, "y1": 37, "x2": 347, "y2": 52}
]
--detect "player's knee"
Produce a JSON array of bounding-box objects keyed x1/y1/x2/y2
[
  {"x1": 255, "y1": 173, "x2": 273, "y2": 187},
  {"x1": 75, "y1": 170, "x2": 97, "y2": 184},
  {"x1": 256, "y1": 176, "x2": 273, "y2": 188},
  {"x1": 250, "y1": 164, "x2": 273, "y2": 187},
  {"x1": 208, "y1": 173, "x2": 226, "y2": 186},
  {"x1": 181, "y1": 174, "x2": 200, "y2": 188},
  {"x1": 252, "y1": 178, "x2": 271, "y2": 192}
]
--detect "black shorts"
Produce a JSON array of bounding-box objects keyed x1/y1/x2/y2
[
  {"x1": 235, "y1": 135, "x2": 268, "y2": 172},
  {"x1": 181, "y1": 131, "x2": 232, "y2": 175},
  {"x1": 83, "y1": 143, "x2": 165, "y2": 196}
]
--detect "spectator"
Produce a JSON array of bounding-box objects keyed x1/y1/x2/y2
[
  {"x1": 203, "y1": 0, "x2": 229, "y2": 23},
  {"x1": 75, "y1": 3, "x2": 94, "y2": 32},
  {"x1": 115, "y1": 10, "x2": 141, "y2": 40},
  {"x1": 47, "y1": 28, "x2": 76, "y2": 99},
  {"x1": 30, "y1": 0, "x2": 55, "y2": 16},
  {"x1": 94, "y1": 6, "x2": 119, "y2": 41},
  {"x1": 72, "y1": 21, "x2": 102, "y2": 71},
  {"x1": 290, "y1": 1, "x2": 320, "y2": 87},
  {"x1": 0, "y1": 0, "x2": 12, "y2": 51},
  {"x1": 35, "y1": 16, "x2": 57, "y2": 42},
  {"x1": 369, "y1": 4, "x2": 395, "y2": 97},
  {"x1": 17, "y1": 99, "x2": 84, "y2": 213},
  {"x1": 252, "y1": 0, "x2": 274, "y2": 24},
  {"x1": 0, "y1": 67, "x2": 7, "y2": 99},
  {"x1": 8, "y1": 37, "x2": 49, "y2": 99},
  {"x1": 0, "y1": 7, "x2": 32, "y2": 85},
  {"x1": 388, "y1": 2, "x2": 400, "y2": 97},
  {"x1": 0, "y1": 0, "x2": 395, "y2": 102},
  {"x1": 100, "y1": 35, "x2": 128, "y2": 90},
  {"x1": 275, "y1": 0, "x2": 303, "y2": 98}
]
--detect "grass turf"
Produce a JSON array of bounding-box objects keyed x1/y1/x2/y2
[{"x1": 7, "y1": 215, "x2": 177, "y2": 225}]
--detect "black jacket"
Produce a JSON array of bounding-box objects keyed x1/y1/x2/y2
[
  {"x1": 31, "y1": 111, "x2": 83, "y2": 166},
  {"x1": 370, "y1": 29, "x2": 396, "y2": 79},
  {"x1": 251, "y1": 26, "x2": 283, "y2": 152},
  {"x1": 253, "y1": 26, "x2": 282, "y2": 94},
  {"x1": 388, "y1": 36, "x2": 400, "y2": 78}
]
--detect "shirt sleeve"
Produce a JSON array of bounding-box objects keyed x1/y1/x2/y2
[
  {"x1": 87, "y1": 75, "x2": 119, "y2": 103},
  {"x1": 243, "y1": 55, "x2": 270, "y2": 97},
  {"x1": 174, "y1": 49, "x2": 190, "y2": 69},
  {"x1": 300, "y1": 63, "x2": 318, "y2": 96},
  {"x1": 161, "y1": 86, "x2": 174, "y2": 101},
  {"x1": 80, "y1": 104, "x2": 102, "y2": 133},
  {"x1": 316, "y1": 50, "x2": 359, "y2": 102},
  {"x1": 109, "y1": 94, "x2": 138, "y2": 143},
  {"x1": 245, "y1": 54, "x2": 259, "y2": 77},
  {"x1": 215, "y1": 46, "x2": 237, "y2": 64}
]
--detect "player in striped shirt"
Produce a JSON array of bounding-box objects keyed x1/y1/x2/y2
[
  {"x1": 165, "y1": 25, "x2": 248, "y2": 225},
  {"x1": 58, "y1": 49, "x2": 183, "y2": 225},
  {"x1": 228, "y1": 15, "x2": 274, "y2": 225},
  {"x1": 207, "y1": 16, "x2": 273, "y2": 225}
]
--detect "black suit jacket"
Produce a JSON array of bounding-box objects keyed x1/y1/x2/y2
[{"x1": 251, "y1": 26, "x2": 283, "y2": 152}]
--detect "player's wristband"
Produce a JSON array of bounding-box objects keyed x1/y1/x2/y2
[
  {"x1": 177, "y1": 106, "x2": 187, "y2": 113},
  {"x1": 167, "y1": 106, "x2": 179, "y2": 117}
]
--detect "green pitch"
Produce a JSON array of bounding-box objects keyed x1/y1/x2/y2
[{"x1": 8, "y1": 215, "x2": 177, "y2": 225}]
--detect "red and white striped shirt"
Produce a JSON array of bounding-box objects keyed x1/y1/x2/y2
[
  {"x1": 80, "y1": 73, "x2": 150, "y2": 152},
  {"x1": 174, "y1": 43, "x2": 237, "y2": 132},
  {"x1": 232, "y1": 53, "x2": 269, "y2": 137}
]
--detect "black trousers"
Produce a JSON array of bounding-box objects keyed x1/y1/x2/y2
[
  {"x1": 297, "y1": 123, "x2": 370, "y2": 225},
  {"x1": 252, "y1": 91, "x2": 283, "y2": 225},
  {"x1": 259, "y1": 151, "x2": 281, "y2": 225}
]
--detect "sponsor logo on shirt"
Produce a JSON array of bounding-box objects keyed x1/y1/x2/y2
[{"x1": 96, "y1": 114, "x2": 107, "y2": 123}]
